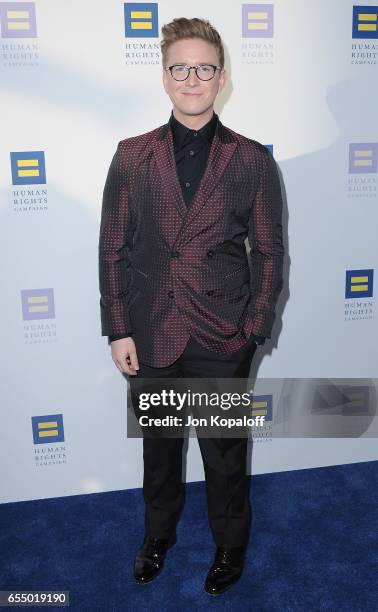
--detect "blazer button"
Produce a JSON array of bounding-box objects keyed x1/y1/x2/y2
[
  {"x1": 207, "y1": 250, "x2": 214, "y2": 258},
  {"x1": 206, "y1": 289, "x2": 214, "y2": 296},
  {"x1": 171, "y1": 250, "x2": 180, "y2": 258},
  {"x1": 168, "y1": 290, "x2": 174, "y2": 298}
]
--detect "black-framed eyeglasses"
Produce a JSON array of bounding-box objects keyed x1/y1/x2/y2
[{"x1": 165, "y1": 64, "x2": 222, "y2": 81}]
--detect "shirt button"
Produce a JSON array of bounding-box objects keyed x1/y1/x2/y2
[
  {"x1": 185, "y1": 182, "x2": 191, "y2": 188},
  {"x1": 168, "y1": 290, "x2": 174, "y2": 298},
  {"x1": 193, "y1": 132, "x2": 198, "y2": 136},
  {"x1": 170, "y1": 250, "x2": 180, "y2": 258},
  {"x1": 207, "y1": 250, "x2": 214, "y2": 258},
  {"x1": 206, "y1": 289, "x2": 214, "y2": 296},
  {"x1": 189, "y1": 150, "x2": 195, "y2": 156}
]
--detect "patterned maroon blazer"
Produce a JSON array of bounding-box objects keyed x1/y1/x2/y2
[{"x1": 98, "y1": 117, "x2": 284, "y2": 367}]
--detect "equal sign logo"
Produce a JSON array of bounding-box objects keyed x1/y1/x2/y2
[
  {"x1": 31, "y1": 414, "x2": 65, "y2": 444},
  {"x1": 352, "y1": 6, "x2": 378, "y2": 39},
  {"x1": 341, "y1": 386, "x2": 371, "y2": 415},
  {"x1": 250, "y1": 394, "x2": 273, "y2": 421},
  {"x1": 345, "y1": 269, "x2": 374, "y2": 299},
  {"x1": 21, "y1": 288, "x2": 55, "y2": 320},
  {"x1": 349, "y1": 143, "x2": 378, "y2": 173},
  {"x1": 124, "y1": 2, "x2": 158, "y2": 37},
  {"x1": 0, "y1": 2, "x2": 37, "y2": 38},
  {"x1": 10, "y1": 151, "x2": 46, "y2": 184},
  {"x1": 242, "y1": 4, "x2": 274, "y2": 38}
]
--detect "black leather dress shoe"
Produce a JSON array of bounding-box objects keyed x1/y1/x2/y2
[
  {"x1": 204, "y1": 546, "x2": 246, "y2": 595},
  {"x1": 133, "y1": 535, "x2": 175, "y2": 584}
]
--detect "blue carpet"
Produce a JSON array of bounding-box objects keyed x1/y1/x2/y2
[{"x1": 1, "y1": 461, "x2": 377, "y2": 611}]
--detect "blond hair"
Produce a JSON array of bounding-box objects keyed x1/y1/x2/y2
[{"x1": 160, "y1": 17, "x2": 225, "y2": 69}]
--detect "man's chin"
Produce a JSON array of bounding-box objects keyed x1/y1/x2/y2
[{"x1": 174, "y1": 103, "x2": 213, "y2": 117}]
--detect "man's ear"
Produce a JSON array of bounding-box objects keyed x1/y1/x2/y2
[
  {"x1": 218, "y1": 68, "x2": 227, "y2": 94},
  {"x1": 162, "y1": 68, "x2": 169, "y2": 94}
]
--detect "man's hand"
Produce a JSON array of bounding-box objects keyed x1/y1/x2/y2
[{"x1": 111, "y1": 337, "x2": 139, "y2": 375}]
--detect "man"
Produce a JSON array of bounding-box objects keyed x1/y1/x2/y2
[{"x1": 98, "y1": 17, "x2": 284, "y2": 596}]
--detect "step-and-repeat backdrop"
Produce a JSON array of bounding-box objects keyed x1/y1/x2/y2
[{"x1": 1, "y1": 1, "x2": 377, "y2": 503}]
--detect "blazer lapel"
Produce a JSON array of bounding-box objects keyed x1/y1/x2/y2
[
  {"x1": 152, "y1": 117, "x2": 238, "y2": 247},
  {"x1": 152, "y1": 124, "x2": 188, "y2": 220},
  {"x1": 178, "y1": 121, "x2": 237, "y2": 245}
]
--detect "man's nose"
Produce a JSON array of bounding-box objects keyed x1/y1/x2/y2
[{"x1": 186, "y1": 68, "x2": 199, "y2": 86}]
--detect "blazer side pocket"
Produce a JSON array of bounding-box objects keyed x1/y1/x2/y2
[{"x1": 223, "y1": 264, "x2": 250, "y2": 290}]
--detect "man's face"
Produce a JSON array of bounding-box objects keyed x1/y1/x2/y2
[{"x1": 162, "y1": 37, "x2": 226, "y2": 118}]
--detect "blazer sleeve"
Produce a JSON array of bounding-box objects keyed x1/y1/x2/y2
[
  {"x1": 98, "y1": 142, "x2": 135, "y2": 337},
  {"x1": 246, "y1": 148, "x2": 284, "y2": 338}
]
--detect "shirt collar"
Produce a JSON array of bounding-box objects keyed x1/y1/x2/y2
[{"x1": 169, "y1": 110, "x2": 218, "y2": 150}]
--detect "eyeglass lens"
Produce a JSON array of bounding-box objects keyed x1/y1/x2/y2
[{"x1": 171, "y1": 65, "x2": 215, "y2": 81}]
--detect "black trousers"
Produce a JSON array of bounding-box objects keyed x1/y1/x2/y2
[{"x1": 128, "y1": 334, "x2": 257, "y2": 548}]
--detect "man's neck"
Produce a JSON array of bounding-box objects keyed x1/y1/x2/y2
[{"x1": 172, "y1": 107, "x2": 215, "y2": 130}]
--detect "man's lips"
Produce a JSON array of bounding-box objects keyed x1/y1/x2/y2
[{"x1": 182, "y1": 92, "x2": 202, "y2": 96}]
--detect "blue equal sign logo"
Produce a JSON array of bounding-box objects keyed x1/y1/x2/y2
[
  {"x1": 31, "y1": 414, "x2": 65, "y2": 444},
  {"x1": 0, "y1": 2, "x2": 37, "y2": 38},
  {"x1": 10, "y1": 150, "x2": 46, "y2": 185},
  {"x1": 250, "y1": 394, "x2": 273, "y2": 421},
  {"x1": 21, "y1": 288, "x2": 55, "y2": 321},
  {"x1": 345, "y1": 269, "x2": 374, "y2": 298},
  {"x1": 340, "y1": 386, "x2": 371, "y2": 415},
  {"x1": 124, "y1": 3, "x2": 158, "y2": 37},
  {"x1": 242, "y1": 4, "x2": 274, "y2": 38},
  {"x1": 352, "y1": 6, "x2": 378, "y2": 39},
  {"x1": 349, "y1": 143, "x2": 378, "y2": 174}
]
